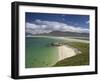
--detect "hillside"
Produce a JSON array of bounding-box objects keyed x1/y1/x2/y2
[{"x1": 26, "y1": 31, "x2": 89, "y2": 38}]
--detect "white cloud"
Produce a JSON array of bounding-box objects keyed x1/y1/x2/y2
[
  {"x1": 26, "y1": 19, "x2": 89, "y2": 34},
  {"x1": 86, "y1": 20, "x2": 89, "y2": 24}
]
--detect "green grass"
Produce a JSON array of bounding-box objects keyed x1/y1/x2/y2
[{"x1": 53, "y1": 42, "x2": 89, "y2": 66}]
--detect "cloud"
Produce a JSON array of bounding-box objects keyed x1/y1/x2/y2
[
  {"x1": 86, "y1": 20, "x2": 89, "y2": 24},
  {"x1": 26, "y1": 19, "x2": 89, "y2": 34}
]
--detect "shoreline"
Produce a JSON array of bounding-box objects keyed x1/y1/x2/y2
[
  {"x1": 57, "y1": 45, "x2": 80, "y2": 61},
  {"x1": 26, "y1": 36, "x2": 89, "y2": 43}
]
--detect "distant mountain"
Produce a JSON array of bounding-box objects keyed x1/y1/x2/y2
[
  {"x1": 26, "y1": 31, "x2": 89, "y2": 37},
  {"x1": 46, "y1": 31, "x2": 89, "y2": 37}
]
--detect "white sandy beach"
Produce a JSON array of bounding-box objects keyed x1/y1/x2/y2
[
  {"x1": 57, "y1": 45, "x2": 77, "y2": 61},
  {"x1": 27, "y1": 36, "x2": 89, "y2": 43}
]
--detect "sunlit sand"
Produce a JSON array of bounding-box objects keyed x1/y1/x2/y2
[{"x1": 57, "y1": 45, "x2": 79, "y2": 61}]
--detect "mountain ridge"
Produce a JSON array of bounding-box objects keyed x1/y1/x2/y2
[{"x1": 26, "y1": 31, "x2": 89, "y2": 37}]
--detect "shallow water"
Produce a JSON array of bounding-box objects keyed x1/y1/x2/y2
[{"x1": 25, "y1": 37, "x2": 65, "y2": 68}]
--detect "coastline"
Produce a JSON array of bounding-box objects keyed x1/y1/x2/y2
[
  {"x1": 26, "y1": 36, "x2": 89, "y2": 43},
  {"x1": 57, "y1": 45, "x2": 79, "y2": 61}
]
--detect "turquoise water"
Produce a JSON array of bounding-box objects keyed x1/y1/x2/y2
[{"x1": 25, "y1": 37, "x2": 64, "y2": 68}]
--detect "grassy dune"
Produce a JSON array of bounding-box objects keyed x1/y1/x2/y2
[{"x1": 53, "y1": 42, "x2": 89, "y2": 66}]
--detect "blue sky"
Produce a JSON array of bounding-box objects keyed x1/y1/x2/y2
[{"x1": 25, "y1": 12, "x2": 89, "y2": 34}]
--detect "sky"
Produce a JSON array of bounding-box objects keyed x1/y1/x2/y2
[{"x1": 25, "y1": 12, "x2": 89, "y2": 34}]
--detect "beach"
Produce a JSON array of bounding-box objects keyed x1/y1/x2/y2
[
  {"x1": 57, "y1": 45, "x2": 77, "y2": 61},
  {"x1": 25, "y1": 37, "x2": 88, "y2": 68},
  {"x1": 27, "y1": 36, "x2": 89, "y2": 43}
]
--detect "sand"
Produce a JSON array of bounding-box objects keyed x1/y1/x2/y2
[
  {"x1": 27, "y1": 36, "x2": 89, "y2": 43},
  {"x1": 57, "y1": 45, "x2": 77, "y2": 61}
]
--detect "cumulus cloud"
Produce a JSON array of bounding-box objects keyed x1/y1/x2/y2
[
  {"x1": 26, "y1": 19, "x2": 89, "y2": 34},
  {"x1": 86, "y1": 20, "x2": 89, "y2": 24}
]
